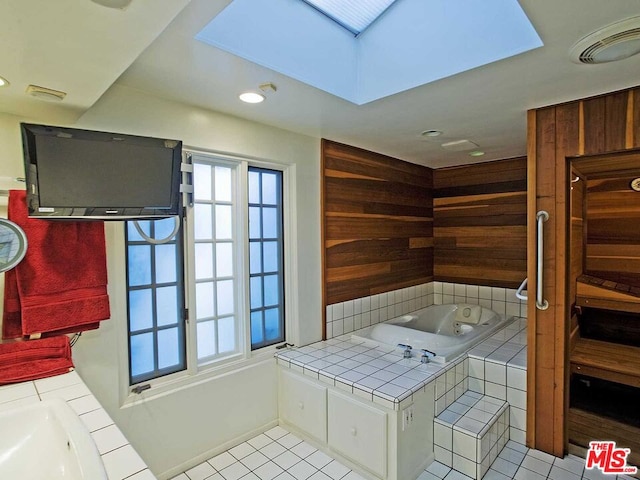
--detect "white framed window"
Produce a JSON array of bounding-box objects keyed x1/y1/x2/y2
[{"x1": 125, "y1": 151, "x2": 289, "y2": 388}]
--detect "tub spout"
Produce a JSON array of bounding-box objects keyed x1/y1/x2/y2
[
  {"x1": 397, "y1": 343, "x2": 413, "y2": 359},
  {"x1": 420, "y1": 349, "x2": 436, "y2": 363}
]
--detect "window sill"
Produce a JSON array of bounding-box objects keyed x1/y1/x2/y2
[{"x1": 121, "y1": 346, "x2": 280, "y2": 407}]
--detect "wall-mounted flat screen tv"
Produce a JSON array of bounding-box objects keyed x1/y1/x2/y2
[{"x1": 21, "y1": 123, "x2": 183, "y2": 219}]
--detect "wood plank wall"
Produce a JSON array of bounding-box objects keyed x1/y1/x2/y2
[
  {"x1": 527, "y1": 85, "x2": 640, "y2": 457},
  {"x1": 433, "y1": 158, "x2": 527, "y2": 288},
  {"x1": 322, "y1": 139, "x2": 434, "y2": 309},
  {"x1": 586, "y1": 171, "x2": 640, "y2": 287}
]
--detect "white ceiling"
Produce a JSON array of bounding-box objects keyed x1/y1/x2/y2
[{"x1": 2, "y1": 0, "x2": 640, "y2": 168}]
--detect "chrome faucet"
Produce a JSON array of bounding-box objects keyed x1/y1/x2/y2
[
  {"x1": 397, "y1": 343, "x2": 413, "y2": 359},
  {"x1": 420, "y1": 349, "x2": 436, "y2": 363}
]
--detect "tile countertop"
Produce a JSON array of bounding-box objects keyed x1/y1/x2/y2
[
  {"x1": 275, "y1": 317, "x2": 527, "y2": 411},
  {"x1": 0, "y1": 370, "x2": 156, "y2": 480}
]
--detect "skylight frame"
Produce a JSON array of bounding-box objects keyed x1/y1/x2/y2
[{"x1": 300, "y1": 0, "x2": 399, "y2": 35}]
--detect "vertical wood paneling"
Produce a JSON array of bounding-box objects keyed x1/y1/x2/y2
[
  {"x1": 528, "y1": 85, "x2": 640, "y2": 458},
  {"x1": 634, "y1": 88, "x2": 640, "y2": 148},
  {"x1": 433, "y1": 158, "x2": 527, "y2": 288},
  {"x1": 605, "y1": 91, "x2": 628, "y2": 152},
  {"x1": 322, "y1": 140, "x2": 433, "y2": 308},
  {"x1": 583, "y1": 97, "x2": 606, "y2": 155},
  {"x1": 531, "y1": 105, "x2": 557, "y2": 453}
]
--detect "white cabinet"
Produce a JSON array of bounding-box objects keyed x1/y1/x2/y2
[
  {"x1": 278, "y1": 369, "x2": 327, "y2": 442},
  {"x1": 328, "y1": 390, "x2": 387, "y2": 478},
  {"x1": 277, "y1": 366, "x2": 435, "y2": 480}
]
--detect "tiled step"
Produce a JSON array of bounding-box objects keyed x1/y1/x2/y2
[{"x1": 434, "y1": 391, "x2": 510, "y2": 480}]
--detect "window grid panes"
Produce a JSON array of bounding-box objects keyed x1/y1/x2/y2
[
  {"x1": 126, "y1": 219, "x2": 186, "y2": 385},
  {"x1": 248, "y1": 167, "x2": 285, "y2": 350},
  {"x1": 193, "y1": 161, "x2": 239, "y2": 362}
]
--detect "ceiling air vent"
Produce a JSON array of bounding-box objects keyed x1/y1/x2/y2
[{"x1": 570, "y1": 16, "x2": 640, "y2": 64}]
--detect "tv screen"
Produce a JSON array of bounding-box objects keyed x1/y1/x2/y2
[{"x1": 21, "y1": 123, "x2": 183, "y2": 219}]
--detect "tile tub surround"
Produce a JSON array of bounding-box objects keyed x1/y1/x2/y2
[
  {"x1": 325, "y1": 282, "x2": 526, "y2": 341},
  {"x1": 0, "y1": 370, "x2": 155, "y2": 480},
  {"x1": 275, "y1": 318, "x2": 527, "y2": 412},
  {"x1": 325, "y1": 283, "x2": 434, "y2": 340}
]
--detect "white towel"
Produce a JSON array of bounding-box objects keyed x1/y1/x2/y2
[{"x1": 454, "y1": 304, "x2": 482, "y2": 325}]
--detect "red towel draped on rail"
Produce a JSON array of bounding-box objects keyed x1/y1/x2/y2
[
  {"x1": 0, "y1": 336, "x2": 74, "y2": 385},
  {"x1": 2, "y1": 190, "x2": 110, "y2": 339}
]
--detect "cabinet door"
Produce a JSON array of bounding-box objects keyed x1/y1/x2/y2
[
  {"x1": 279, "y1": 369, "x2": 327, "y2": 442},
  {"x1": 328, "y1": 390, "x2": 387, "y2": 478}
]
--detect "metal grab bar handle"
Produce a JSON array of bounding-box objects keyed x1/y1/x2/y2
[
  {"x1": 515, "y1": 278, "x2": 528, "y2": 301},
  {"x1": 536, "y1": 211, "x2": 549, "y2": 310}
]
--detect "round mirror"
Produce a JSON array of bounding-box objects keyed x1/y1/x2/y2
[{"x1": 0, "y1": 219, "x2": 27, "y2": 272}]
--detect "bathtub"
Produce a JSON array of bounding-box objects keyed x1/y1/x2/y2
[{"x1": 351, "y1": 304, "x2": 514, "y2": 363}]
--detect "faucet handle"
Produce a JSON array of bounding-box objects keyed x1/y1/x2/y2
[
  {"x1": 397, "y1": 343, "x2": 413, "y2": 358},
  {"x1": 420, "y1": 349, "x2": 436, "y2": 363}
]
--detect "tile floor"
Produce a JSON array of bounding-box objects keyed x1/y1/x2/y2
[{"x1": 171, "y1": 426, "x2": 636, "y2": 480}]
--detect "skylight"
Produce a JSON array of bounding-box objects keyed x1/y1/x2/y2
[
  {"x1": 196, "y1": 0, "x2": 543, "y2": 105},
  {"x1": 300, "y1": 0, "x2": 399, "y2": 35}
]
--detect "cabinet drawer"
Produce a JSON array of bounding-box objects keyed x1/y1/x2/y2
[
  {"x1": 279, "y1": 369, "x2": 327, "y2": 442},
  {"x1": 327, "y1": 390, "x2": 387, "y2": 478}
]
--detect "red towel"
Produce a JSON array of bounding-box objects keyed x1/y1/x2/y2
[
  {"x1": 2, "y1": 190, "x2": 110, "y2": 339},
  {"x1": 0, "y1": 336, "x2": 74, "y2": 385}
]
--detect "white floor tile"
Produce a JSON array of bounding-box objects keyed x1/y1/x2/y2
[
  {"x1": 220, "y1": 462, "x2": 251, "y2": 480},
  {"x1": 506, "y1": 441, "x2": 529, "y2": 454},
  {"x1": 307, "y1": 472, "x2": 332, "y2": 480},
  {"x1": 209, "y1": 452, "x2": 237, "y2": 471},
  {"x1": 265, "y1": 426, "x2": 289, "y2": 440},
  {"x1": 583, "y1": 467, "x2": 612, "y2": 480},
  {"x1": 274, "y1": 451, "x2": 303, "y2": 470},
  {"x1": 254, "y1": 461, "x2": 285, "y2": 480},
  {"x1": 341, "y1": 472, "x2": 366, "y2": 480},
  {"x1": 553, "y1": 455, "x2": 585, "y2": 475},
  {"x1": 425, "y1": 461, "x2": 451, "y2": 478},
  {"x1": 288, "y1": 461, "x2": 318, "y2": 480},
  {"x1": 321, "y1": 460, "x2": 350, "y2": 480},
  {"x1": 230, "y1": 442, "x2": 256, "y2": 460},
  {"x1": 248, "y1": 434, "x2": 274, "y2": 450},
  {"x1": 491, "y1": 458, "x2": 519, "y2": 477},
  {"x1": 548, "y1": 465, "x2": 581, "y2": 480},
  {"x1": 187, "y1": 462, "x2": 217, "y2": 480},
  {"x1": 241, "y1": 451, "x2": 270, "y2": 471},
  {"x1": 305, "y1": 451, "x2": 333, "y2": 470},
  {"x1": 290, "y1": 442, "x2": 317, "y2": 460},
  {"x1": 261, "y1": 442, "x2": 287, "y2": 459},
  {"x1": 527, "y1": 449, "x2": 555, "y2": 465},
  {"x1": 484, "y1": 469, "x2": 512, "y2": 480},
  {"x1": 274, "y1": 473, "x2": 297, "y2": 480},
  {"x1": 521, "y1": 455, "x2": 552, "y2": 477},
  {"x1": 278, "y1": 433, "x2": 303, "y2": 449},
  {"x1": 443, "y1": 469, "x2": 474, "y2": 480},
  {"x1": 498, "y1": 446, "x2": 527, "y2": 465},
  {"x1": 514, "y1": 467, "x2": 546, "y2": 480},
  {"x1": 417, "y1": 472, "x2": 443, "y2": 480}
]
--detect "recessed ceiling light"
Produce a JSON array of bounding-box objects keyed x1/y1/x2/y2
[
  {"x1": 239, "y1": 92, "x2": 266, "y2": 104},
  {"x1": 421, "y1": 130, "x2": 443, "y2": 137},
  {"x1": 469, "y1": 150, "x2": 485, "y2": 157},
  {"x1": 0, "y1": 76, "x2": 10, "y2": 87}
]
